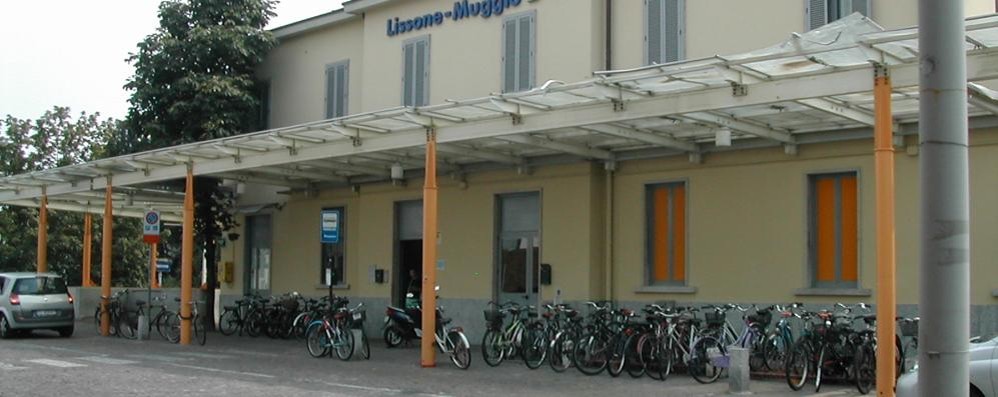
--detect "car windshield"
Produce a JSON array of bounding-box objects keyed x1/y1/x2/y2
[{"x1": 12, "y1": 277, "x2": 68, "y2": 295}]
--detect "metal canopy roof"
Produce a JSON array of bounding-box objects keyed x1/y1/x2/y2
[{"x1": 3, "y1": 13, "x2": 998, "y2": 218}]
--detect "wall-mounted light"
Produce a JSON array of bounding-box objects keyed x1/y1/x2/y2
[
  {"x1": 715, "y1": 128, "x2": 732, "y2": 147},
  {"x1": 235, "y1": 182, "x2": 246, "y2": 196},
  {"x1": 391, "y1": 163, "x2": 404, "y2": 181}
]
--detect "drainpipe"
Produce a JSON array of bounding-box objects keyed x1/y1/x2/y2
[
  {"x1": 605, "y1": 0, "x2": 613, "y2": 71},
  {"x1": 604, "y1": 161, "x2": 615, "y2": 301},
  {"x1": 918, "y1": 1, "x2": 970, "y2": 396}
]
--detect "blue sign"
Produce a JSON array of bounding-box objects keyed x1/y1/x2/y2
[
  {"x1": 387, "y1": 0, "x2": 524, "y2": 37},
  {"x1": 321, "y1": 210, "x2": 341, "y2": 243},
  {"x1": 156, "y1": 259, "x2": 172, "y2": 272}
]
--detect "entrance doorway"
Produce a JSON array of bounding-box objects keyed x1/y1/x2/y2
[
  {"x1": 496, "y1": 192, "x2": 541, "y2": 307},
  {"x1": 244, "y1": 214, "x2": 272, "y2": 297},
  {"x1": 394, "y1": 200, "x2": 423, "y2": 307}
]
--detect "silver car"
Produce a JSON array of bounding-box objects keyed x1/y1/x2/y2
[
  {"x1": 0, "y1": 272, "x2": 75, "y2": 338},
  {"x1": 896, "y1": 336, "x2": 998, "y2": 397}
]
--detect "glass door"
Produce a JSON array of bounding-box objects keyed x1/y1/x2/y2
[
  {"x1": 496, "y1": 193, "x2": 540, "y2": 307},
  {"x1": 244, "y1": 214, "x2": 272, "y2": 297}
]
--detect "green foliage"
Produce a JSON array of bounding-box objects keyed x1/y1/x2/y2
[{"x1": 0, "y1": 108, "x2": 149, "y2": 287}]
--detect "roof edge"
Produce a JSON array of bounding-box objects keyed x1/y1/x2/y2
[
  {"x1": 271, "y1": 10, "x2": 359, "y2": 40},
  {"x1": 342, "y1": 0, "x2": 397, "y2": 14}
]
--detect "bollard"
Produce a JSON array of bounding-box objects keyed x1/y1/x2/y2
[
  {"x1": 137, "y1": 314, "x2": 149, "y2": 340},
  {"x1": 728, "y1": 347, "x2": 751, "y2": 394}
]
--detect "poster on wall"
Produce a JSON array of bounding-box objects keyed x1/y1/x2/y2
[{"x1": 321, "y1": 209, "x2": 340, "y2": 243}]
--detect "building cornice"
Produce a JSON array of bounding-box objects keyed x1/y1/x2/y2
[{"x1": 271, "y1": 10, "x2": 359, "y2": 40}]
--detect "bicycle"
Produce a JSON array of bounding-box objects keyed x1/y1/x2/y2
[
  {"x1": 481, "y1": 301, "x2": 529, "y2": 367},
  {"x1": 167, "y1": 298, "x2": 206, "y2": 345},
  {"x1": 305, "y1": 298, "x2": 355, "y2": 360},
  {"x1": 687, "y1": 306, "x2": 730, "y2": 384},
  {"x1": 94, "y1": 290, "x2": 131, "y2": 338},
  {"x1": 762, "y1": 303, "x2": 803, "y2": 371}
]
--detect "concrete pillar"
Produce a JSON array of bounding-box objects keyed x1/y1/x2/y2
[{"x1": 728, "y1": 347, "x2": 750, "y2": 394}]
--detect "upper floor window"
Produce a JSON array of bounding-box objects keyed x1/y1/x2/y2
[
  {"x1": 645, "y1": 0, "x2": 685, "y2": 65},
  {"x1": 256, "y1": 80, "x2": 270, "y2": 130},
  {"x1": 325, "y1": 60, "x2": 349, "y2": 119},
  {"x1": 402, "y1": 36, "x2": 430, "y2": 107},
  {"x1": 806, "y1": 0, "x2": 871, "y2": 31},
  {"x1": 502, "y1": 11, "x2": 536, "y2": 93},
  {"x1": 645, "y1": 181, "x2": 687, "y2": 286},
  {"x1": 808, "y1": 172, "x2": 859, "y2": 288}
]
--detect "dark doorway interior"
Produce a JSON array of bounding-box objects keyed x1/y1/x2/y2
[{"x1": 397, "y1": 239, "x2": 423, "y2": 307}]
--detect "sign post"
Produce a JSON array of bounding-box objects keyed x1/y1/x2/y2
[{"x1": 142, "y1": 210, "x2": 161, "y2": 340}]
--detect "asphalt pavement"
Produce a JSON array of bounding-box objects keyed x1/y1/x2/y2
[{"x1": 0, "y1": 319, "x2": 862, "y2": 397}]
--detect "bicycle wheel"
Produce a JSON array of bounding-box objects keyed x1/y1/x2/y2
[
  {"x1": 333, "y1": 326, "x2": 355, "y2": 361},
  {"x1": 94, "y1": 307, "x2": 103, "y2": 336},
  {"x1": 245, "y1": 309, "x2": 263, "y2": 337},
  {"x1": 163, "y1": 314, "x2": 181, "y2": 343},
  {"x1": 481, "y1": 329, "x2": 505, "y2": 367},
  {"x1": 195, "y1": 315, "x2": 207, "y2": 346},
  {"x1": 448, "y1": 330, "x2": 471, "y2": 369},
  {"x1": 305, "y1": 324, "x2": 330, "y2": 358},
  {"x1": 358, "y1": 329, "x2": 371, "y2": 360},
  {"x1": 786, "y1": 339, "x2": 813, "y2": 391},
  {"x1": 548, "y1": 331, "x2": 575, "y2": 373},
  {"x1": 854, "y1": 342, "x2": 876, "y2": 395},
  {"x1": 573, "y1": 332, "x2": 609, "y2": 376},
  {"x1": 623, "y1": 333, "x2": 647, "y2": 379},
  {"x1": 218, "y1": 310, "x2": 239, "y2": 336},
  {"x1": 291, "y1": 313, "x2": 311, "y2": 340},
  {"x1": 654, "y1": 336, "x2": 674, "y2": 381},
  {"x1": 689, "y1": 336, "x2": 725, "y2": 384},
  {"x1": 522, "y1": 326, "x2": 548, "y2": 369},
  {"x1": 607, "y1": 333, "x2": 630, "y2": 377},
  {"x1": 763, "y1": 332, "x2": 788, "y2": 372},
  {"x1": 117, "y1": 312, "x2": 136, "y2": 340},
  {"x1": 630, "y1": 333, "x2": 656, "y2": 379}
]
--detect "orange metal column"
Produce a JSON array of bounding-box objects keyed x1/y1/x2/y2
[
  {"x1": 150, "y1": 243, "x2": 159, "y2": 289},
  {"x1": 420, "y1": 128, "x2": 438, "y2": 368},
  {"x1": 100, "y1": 179, "x2": 113, "y2": 336},
  {"x1": 180, "y1": 165, "x2": 194, "y2": 345},
  {"x1": 83, "y1": 213, "x2": 93, "y2": 287},
  {"x1": 36, "y1": 193, "x2": 48, "y2": 273},
  {"x1": 874, "y1": 65, "x2": 897, "y2": 397}
]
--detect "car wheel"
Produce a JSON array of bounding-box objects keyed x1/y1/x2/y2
[
  {"x1": 58, "y1": 326, "x2": 74, "y2": 338},
  {"x1": 0, "y1": 314, "x2": 12, "y2": 339}
]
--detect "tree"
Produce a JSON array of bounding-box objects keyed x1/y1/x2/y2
[
  {"x1": 124, "y1": 0, "x2": 278, "y2": 328},
  {"x1": 0, "y1": 108, "x2": 149, "y2": 287}
]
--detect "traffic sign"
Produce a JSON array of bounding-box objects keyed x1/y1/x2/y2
[
  {"x1": 143, "y1": 210, "x2": 161, "y2": 244},
  {"x1": 156, "y1": 258, "x2": 171, "y2": 272}
]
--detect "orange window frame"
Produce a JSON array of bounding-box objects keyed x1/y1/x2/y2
[
  {"x1": 647, "y1": 182, "x2": 687, "y2": 285},
  {"x1": 809, "y1": 173, "x2": 859, "y2": 288}
]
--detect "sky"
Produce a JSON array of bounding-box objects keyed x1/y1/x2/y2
[{"x1": 0, "y1": 0, "x2": 345, "y2": 122}]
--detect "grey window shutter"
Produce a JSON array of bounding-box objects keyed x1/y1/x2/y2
[
  {"x1": 403, "y1": 42, "x2": 414, "y2": 106},
  {"x1": 326, "y1": 67, "x2": 336, "y2": 119},
  {"x1": 258, "y1": 81, "x2": 270, "y2": 130},
  {"x1": 851, "y1": 0, "x2": 871, "y2": 18},
  {"x1": 335, "y1": 63, "x2": 348, "y2": 118},
  {"x1": 663, "y1": 0, "x2": 682, "y2": 63},
  {"x1": 646, "y1": 0, "x2": 662, "y2": 64},
  {"x1": 503, "y1": 18, "x2": 517, "y2": 93},
  {"x1": 518, "y1": 15, "x2": 533, "y2": 91},
  {"x1": 415, "y1": 39, "x2": 428, "y2": 106},
  {"x1": 807, "y1": 0, "x2": 828, "y2": 30}
]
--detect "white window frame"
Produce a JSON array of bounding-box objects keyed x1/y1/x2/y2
[
  {"x1": 325, "y1": 60, "x2": 350, "y2": 119},
  {"x1": 401, "y1": 35, "x2": 431, "y2": 107},
  {"x1": 644, "y1": 0, "x2": 686, "y2": 65},
  {"x1": 805, "y1": 0, "x2": 872, "y2": 31},
  {"x1": 501, "y1": 10, "x2": 536, "y2": 94}
]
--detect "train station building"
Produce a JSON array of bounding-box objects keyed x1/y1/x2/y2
[{"x1": 2, "y1": 0, "x2": 998, "y2": 341}]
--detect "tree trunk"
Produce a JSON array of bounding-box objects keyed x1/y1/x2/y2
[{"x1": 204, "y1": 238, "x2": 218, "y2": 332}]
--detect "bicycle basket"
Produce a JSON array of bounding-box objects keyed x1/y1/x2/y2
[
  {"x1": 704, "y1": 311, "x2": 725, "y2": 327},
  {"x1": 484, "y1": 309, "x2": 504, "y2": 329},
  {"x1": 900, "y1": 320, "x2": 919, "y2": 337},
  {"x1": 350, "y1": 309, "x2": 367, "y2": 329},
  {"x1": 279, "y1": 297, "x2": 299, "y2": 311},
  {"x1": 748, "y1": 310, "x2": 772, "y2": 327}
]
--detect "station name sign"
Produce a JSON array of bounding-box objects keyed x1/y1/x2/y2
[{"x1": 387, "y1": 0, "x2": 524, "y2": 37}]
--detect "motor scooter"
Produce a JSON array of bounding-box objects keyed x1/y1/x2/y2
[{"x1": 383, "y1": 286, "x2": 472, "y2": 369}]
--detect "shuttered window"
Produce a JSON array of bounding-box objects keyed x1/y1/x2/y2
[
  {"x1": 325, "y1": 61, "x2": 349, "y2": 119},
  {"x1": 402, "y1": 36, "x2": 430, "y2": 107},
  {"x1": 645, "y1": 0, "x2": 685, "y2": 65},
  {"x1": 257, "y1": 80, "x2": 270, "y2": 130},
  {"x1": 806, "y1": 0, "x2": 871, "y2": 31},
  {"x1": 808, "y1": 172, "x2": 859, "y2": 288},
  {"x1": 646, "y1": 182, "x2": 687, "y2": 285},
  {"x1": 502, "y1": 11, "x2": 536, "y2": 93}
]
